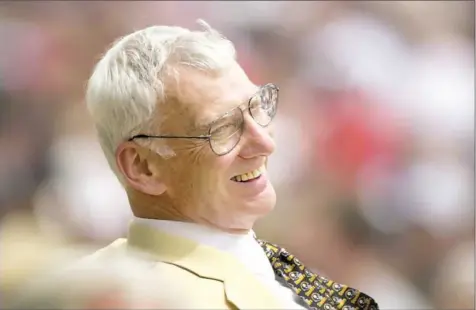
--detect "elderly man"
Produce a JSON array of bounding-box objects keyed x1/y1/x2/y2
[{"x1": 85, "y1": 20, "x2": 378, "y2": 310}]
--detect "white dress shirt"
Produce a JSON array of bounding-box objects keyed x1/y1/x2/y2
[{"x1": 134, "y1": 217, "x2": 306, "y2": 309}]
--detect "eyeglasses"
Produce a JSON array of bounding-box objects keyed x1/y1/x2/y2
[{"x1": 128, "y1": 83, "x2": 279, "y2": 156}]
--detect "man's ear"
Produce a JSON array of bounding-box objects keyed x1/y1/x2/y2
[{"x1": 115, "y1": 142, "x2": 166, "y2": 196}]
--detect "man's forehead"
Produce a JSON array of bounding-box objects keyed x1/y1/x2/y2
[
  {"x1": 174, "y1": 66, "x2": 258, "y2": 131},
  {"x1": 196, "y1": 85, "x2": 259, "y2": 127}
]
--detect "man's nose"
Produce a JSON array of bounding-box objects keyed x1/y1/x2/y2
[{"x1": 238, "y1": 114, "x2": 276, "y2": 158}]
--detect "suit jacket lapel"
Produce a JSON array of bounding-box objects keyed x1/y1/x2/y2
[{"x1": 127, "y1": 221, "x2": 285, "y2": 309}]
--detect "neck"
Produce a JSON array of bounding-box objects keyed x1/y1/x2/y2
[
  {"x1": 130, "y1": 194, "x2": 252, "y2": 235},
  {"x1": 201, "y1": 216, "x2": 251, "y2": 235}
]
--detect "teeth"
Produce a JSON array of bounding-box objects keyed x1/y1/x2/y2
[{"x1": 232, "y1": 165, "x2": 265, "y2": 182}]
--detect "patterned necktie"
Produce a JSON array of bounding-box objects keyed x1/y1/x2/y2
[{"x1": 257, "y1": 239, "x2": 379, "y2": 310}]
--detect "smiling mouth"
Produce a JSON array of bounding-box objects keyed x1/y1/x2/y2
[{"x1": 231, "y1": 165, "x2": 265, "y2": 182}]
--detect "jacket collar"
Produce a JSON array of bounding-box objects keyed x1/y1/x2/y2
[{"x1": 127, "y1": 221, "x2": 285, "y2": 309}]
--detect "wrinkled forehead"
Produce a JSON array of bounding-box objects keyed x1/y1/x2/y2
[{"x1": 166, "y1": 63, "x2": 258, "y2": 132}]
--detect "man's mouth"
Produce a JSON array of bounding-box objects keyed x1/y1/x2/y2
[{"x1": 231, "y1": 165, "x2": 265, "y2": 182}]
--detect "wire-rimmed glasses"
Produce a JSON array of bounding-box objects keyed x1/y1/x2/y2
[{"x1": 128, "y1": 83, "x2": 279, "y2": 156}]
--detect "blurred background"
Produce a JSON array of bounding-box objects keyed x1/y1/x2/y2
[{"x1": 0, "y1": 1, "x2": 474, "y2": 309}]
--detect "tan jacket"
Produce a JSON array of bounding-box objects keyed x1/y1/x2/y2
[{"x1": 87, "y1": 221, "x2": 286, "y2": 309}]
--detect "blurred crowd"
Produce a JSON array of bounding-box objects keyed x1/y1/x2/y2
[{"x1": 0, "y1": 1, "x2": 474, "y2": 309}]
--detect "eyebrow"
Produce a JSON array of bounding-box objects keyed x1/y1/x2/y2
[{"x1": 190, "y1": 122, "x2": 211, "y2": 134}]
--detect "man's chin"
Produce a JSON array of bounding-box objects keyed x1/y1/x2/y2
[{"x1": 242, "y1": 188, "x2": 276, "y2": 215}]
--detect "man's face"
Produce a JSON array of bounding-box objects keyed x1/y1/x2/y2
[{"x1": 156, "y1": 62, "x2": 277, "y2": 231}]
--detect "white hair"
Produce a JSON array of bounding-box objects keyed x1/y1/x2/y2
[{"x1": 85, "y1": 20, "x2": 236, "y2": 183}]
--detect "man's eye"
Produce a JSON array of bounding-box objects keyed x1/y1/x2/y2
[{"x1": 212, "y1": 124, "x2": 238, "y2": 139}]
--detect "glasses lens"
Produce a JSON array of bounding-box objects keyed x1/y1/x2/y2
[
  {"x1": 249, "y1": 84, "x2": 278, "y2": 127},
  {"x1": 209, "y1": 109, "x2": 244, "y2": 155}
]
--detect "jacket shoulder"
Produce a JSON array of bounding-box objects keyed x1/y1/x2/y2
[
  {"x1": 79, "y1": 240, "x2": 232, "y2": 309},
  {"x1": 80, "y1": 238, "x2": 128, "y2": 262}
]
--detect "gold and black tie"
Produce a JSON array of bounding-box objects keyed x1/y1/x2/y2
[{"x1": 257, "y1": 239, "x2": 379, "y2": 310}]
